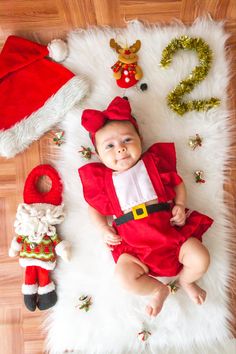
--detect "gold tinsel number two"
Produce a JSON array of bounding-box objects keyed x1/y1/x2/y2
[{"x1": 160, "y1": 36, "x2": 220, "y2": 116}]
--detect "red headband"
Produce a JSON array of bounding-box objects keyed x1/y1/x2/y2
[{"x1": 81, "y1": 96, "x2": 139, "y2": 144}]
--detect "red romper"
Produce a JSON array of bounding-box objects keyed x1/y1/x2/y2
[{"x1": 79, "y1": 143, "x2": 213, "y2": 277}]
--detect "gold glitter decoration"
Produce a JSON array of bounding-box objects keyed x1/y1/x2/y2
[
  {"x1": 137, "y1": 329, "x2": 151, "y2": 341},
  {"x1": 76, "y1": 295, "x2": 93, "y2": 311},
  {"x1": 188, "y1": 134, "x2": 202, "y2": 150},
  {"x1": 160, "y1": 36, "x2": 220, "y2": 116},
  {"x1": 194, "y1": 170, "x2": 206, "y2": 184},
  {"x1": 53, "y1": 131, "x2": 65, "y2": 146},
  {"x1": 167, "y1": 281, "x2": 179, "y2": 294},
  {"x1": 78, "y1": 146, "x2": 94, "y2": 160}
]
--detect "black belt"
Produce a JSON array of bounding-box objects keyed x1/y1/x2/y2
[{"x1": 114, "y1": 202, "x2": 171, "y2": 226}]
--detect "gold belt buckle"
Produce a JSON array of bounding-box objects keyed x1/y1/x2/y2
[{"x1": 132, "y1": 203, "x2": 148, "y2": 220}]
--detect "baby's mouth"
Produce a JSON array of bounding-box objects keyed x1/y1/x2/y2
[{"x1": 117, "y1": 156, "x2": 129, "y2": 161}]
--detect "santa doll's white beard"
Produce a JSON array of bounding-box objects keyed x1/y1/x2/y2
[
  {"x1": 14, "y1": 202, "x2": 64, "y2": 239},
  {"x1": 28, "y1": 232, "x2": 45, "y2": 244},
  {"x1": 15, "y1": 222, "x2": 57, "y2": 243}
]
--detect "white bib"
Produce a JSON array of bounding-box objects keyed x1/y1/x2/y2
[{"x1": 112, "y1": 160, "x2": 157, "y2": 211}]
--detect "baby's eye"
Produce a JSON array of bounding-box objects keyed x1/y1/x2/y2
[
  {"x1": 123, "y1": 138, "x2": 132, "y2": 143},
  {"x1": 105, "y1": 143, "x2": 114, "y2": 149}
]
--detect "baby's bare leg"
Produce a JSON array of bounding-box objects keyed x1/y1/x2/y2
[
  {"x1": 178, "y1": 237, "x2": 210, "y2": 304},
  {"x1": 115, "y1": 253, "x2": 169, "y2": 316}
]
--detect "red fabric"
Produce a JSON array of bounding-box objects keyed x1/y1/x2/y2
[
  {"x1": 79, "y1": 143, "x2": 182, "y2": 216},
  {"x1": 79, "y1": 162, "x2": 114, "y2": 216},
  {"x1": 81, "y1": 96, "x2": 139, "y2": 144},
  {"x1": 112, "y1": 209, "x2": 212, "y2": 277},
  {"x1": 0, "y1": 35, "x2": 48, "y2": 78},
  {"x1": 142, "y1": 143, "x2": 183, "y2": 203},
  {"x1": 116, "y1": 68, "x2": 138, "y2": 88},
  {"x1": 25, "y1": 266, "x2": 51, "y2": 287},
  {"x1": 79, "y1": 142, "x2": 214, "y2": 276},
  {"x1": 111, "y1": 62, "x2": 139, "y2": 88},
  {"x1": 0, "y1": 35, "x2": 74, "y2": 130},
  {"x1": 17, "y1": 235, "x2": 24, "y2": 244},
  {"x1": 23, "y1": 164, "x2": 63, "y2": 205}
]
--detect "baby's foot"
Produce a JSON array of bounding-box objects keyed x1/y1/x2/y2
[
  {"x1": 180, "y1": 281, "x2": 206, "y2": 304},
  {"x1": 146, "y1": 284, "x2": 170, "y2": 317}
]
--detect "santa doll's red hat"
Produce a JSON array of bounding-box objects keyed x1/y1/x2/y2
[
  {"x1": 23, "y1": 164, "x2": 63, "y2": 206},
  {"x1": 0, "y1": 35, "x2": 89, "y2": 158}
]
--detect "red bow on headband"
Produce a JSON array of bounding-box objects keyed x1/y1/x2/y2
[{"x1": 81, "y1": 96, "x2": 138, "y2": 144}]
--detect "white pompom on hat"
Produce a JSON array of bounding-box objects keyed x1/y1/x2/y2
[{"x1": 47, "y1": 39, "x2": 69, "y2": 62}]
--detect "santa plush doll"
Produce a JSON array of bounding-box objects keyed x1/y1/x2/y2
[{"x1": 8, "y1": 164, "x2": 70, "y2": 311}]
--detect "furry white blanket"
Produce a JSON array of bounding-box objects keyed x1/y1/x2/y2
[{"x1": 45, "y1": 18, "x2": 235, "y2": 353}]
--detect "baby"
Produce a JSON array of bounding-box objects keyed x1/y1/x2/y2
[{"x1": 79, "y1": 96, "x2": 213, "y2": 316}]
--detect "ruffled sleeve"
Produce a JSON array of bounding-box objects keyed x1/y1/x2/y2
[
  {"x1": 146, "y1": 143, "x2": 183, "y2": 200},
  {"x1": 78, "y1": 163, "x2": 114, "y2": 215}
]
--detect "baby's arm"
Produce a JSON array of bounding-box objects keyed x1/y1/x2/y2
[
  {"x1": 170, "y1": 182, "x2": 187, "y2": 226},
  {"x1": 88, "y1": 206, "x2": 122, "y2": 250}
]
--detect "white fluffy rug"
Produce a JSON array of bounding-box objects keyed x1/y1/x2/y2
[{"x1": 45, "y1": 18, "x2": 235, "y2": 353}]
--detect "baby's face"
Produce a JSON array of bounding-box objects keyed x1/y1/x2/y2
[{"x1": 95, "y1": 121, "x2": 142, "y2": 172}]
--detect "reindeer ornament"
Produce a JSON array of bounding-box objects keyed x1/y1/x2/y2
[{"x1": 110, "y1": 38, "x2": 143, "y2": 89}]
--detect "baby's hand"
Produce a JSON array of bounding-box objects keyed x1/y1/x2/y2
[
  {"x1": 170, "y1": 204, "x2": 186, "y2": 226},
  {"x1": 101, "y1": 225, "x2": 122, "y2": 250}
]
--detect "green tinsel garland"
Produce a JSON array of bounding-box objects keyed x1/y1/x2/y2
[{"x1": 160, "y1": 36, "x2": 220, "y2": 116}]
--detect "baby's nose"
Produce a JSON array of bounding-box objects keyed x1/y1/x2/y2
[{"x1": 117, "y1": 146, "x2": 127, "y2": 153}]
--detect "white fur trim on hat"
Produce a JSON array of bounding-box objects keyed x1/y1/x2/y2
[
  {"x1": 38, "y1": 282, "x2": 55, "y2": 295},
  {"x1": 22, "y1": 283, "x2": 38, "y2": 295},
  {"x1": 19, "y1": 257, "x2": 56, "y2": 270},
  {"x1": 48, "y1": 39, "x2": 69, "y2": 62},
  {"x1": 0, "y1": 75, "x2": 89, "y2": 158}
]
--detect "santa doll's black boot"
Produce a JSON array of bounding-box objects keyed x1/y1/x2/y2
[
  {"x1": 24, "y1": 294, "x2": 37, "y2": 311},
  {"x1": 37, "y1": 290, "x2": 57, "y2": 310}
]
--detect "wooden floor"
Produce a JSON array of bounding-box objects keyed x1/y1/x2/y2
[{"x1": 0, "y1": 1, "x2": 235, "y2": 353}]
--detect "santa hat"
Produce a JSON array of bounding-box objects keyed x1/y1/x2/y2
[
  {"x1": 81, "y1": 96, "x2": 139, "y2": 144},
  {"x1": 0, "y1": 35, "x2": 89, "y2": 158},
  {"x1": 23, "y1": 164, "x2": 63, "y2": 205}
]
